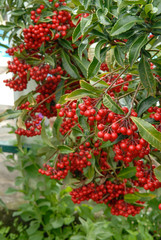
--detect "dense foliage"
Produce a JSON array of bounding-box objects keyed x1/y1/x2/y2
[
  {"x1": 0, "y1": 0, "x2": 161, "y2": 218},
  {"x1": 1, "y1": 141, "x2": 161, "y2": 240}
]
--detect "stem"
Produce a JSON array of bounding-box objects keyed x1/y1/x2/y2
[
  {"x1": 105, "y1": 65, "x2": 130, "y2": 93},
  {"x1": 117, "y1": 87, "x2": 144, "y2": 100},
  {"x1": 125, "y1": 82, "x2": 141, "y2": 118}
]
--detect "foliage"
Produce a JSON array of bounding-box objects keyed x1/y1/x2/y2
[
  {"x1": 0, "y1": 0, "x2": 161, "y2": 218},
  {"x1": 0, "y1": 143, "x2": 161, "y2": 239}
]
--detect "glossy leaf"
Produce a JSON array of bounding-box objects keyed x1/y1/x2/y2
[
  {"x1": 110, "y1": 14, "x2": 143, "y2": 36},
  {"x1": 129, "y1": 34, "x2": 148, "y2": 66},
  {"x1": 123, "y1": 0, "x2": 146, "y2": 4},
  {"x1": 118, "y1": 167, "x2": 136, "y2": 179},
  {"x1": 154, "y1": 166, "x2": 161, "y2": 182},
  {"x1": 138, "y1": 55, "x2": 156, "y2": 96},
  {"x1": 78, "y1": 39, "x2": 88, "y2": 59},
  {"x1": 84, "y1": 0, "x2": 91, "y2": 9},
  {"x1": 44, "y1": 55, "x2": 55, "y2": 68},
  {"x1": 72, "y1": 22, "x2": 82, "y2": 42},
  {"x1": 66, "y1": 89, "x2": 98, "y2": 100},
  {"x1": 134, "y1": 192, "x2": 156, "y2": 202},
  {"x1": 58, "y1": 39, "x2": 73, "y2": 51},
  {"x1": 88, "y1": 57, "x2": 101, "y2": 78},
  {"x1": 131, "y1": 117, "x2": 161, "y2": 151},
  {"x1": 58, "y1": 145, "x2": 74, "y2": 154},
  {"x1": 80, "y1": 80, "x2": 102, "y2": 94},
  {"x1": 137, "y1": 96, "x2": 158, "y2": 117},
  {"x1": 96, "y1": 8, "x2": 111, "y2": 26},
  {"x1": 90, "y1": 77, "x2": 109, "y2": 88},
  {"x1": 80, "y1": 14, "x2": 93, "y2": 33},
  {"x1": 124, "y1": 194, "x2": 140, "y2": 203},
  {"x1": 114, "y1": 45, "x2": 124, "y2": 67},
  {"x1": 0, "y1": 109, "x2": 21, "y2": 122},
  {"x1": 71, "y1": 55, "x2": 89, "y2": 78},
  {"x1": 103, "y1": 94, "x2": 124, "y2": 114},
  {"x1": 95, "y1": 40, "x2": 107, "y2": 61},
  {"x1": 61, "y1": 50, "x2": 80, "y2": 78}
]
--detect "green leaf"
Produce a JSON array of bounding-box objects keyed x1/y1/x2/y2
[
  {"x1": 57, "y1": 145, "x2": 74, "y2": 154},
  {"x1": 78, "y1": 39, "x2": 88, "y2": 59},
  {"x1": 0, "y1": 42, "x2": 9, "y2": 49},
  {"x1": 131, "y1": 117, "x2": 161, "y2": 151},
  {"x1": 123, "y1": 0, "x2": 146, "y2": 4},
  {"x1": 58, "y1": 94, "x2": 69, "y2": 104},
  {"x1": 61, "y1": 50, "x2": 80, "y2": 78},
  {"x1": 29, "y1": 231, "x2": 44, "y2": 240},
  {"x1": 137, "y1": 96, "x2": 158, "y2": 117},
  {"x1": 11, "y1": 10, "x2": 26, "y2": 16},
  {"x1": 41, "y1": 120, "x2": 56, "y2": 149},
  {"x1": 95, "y1": 40, "x2": 107, "y2": 61},
  {"x1": 103, "y1": 94, "x2": 124, "y2": 114},
  {"x1": 78, "y1": 116, "x2": 90, "y2": 135},
  {"x1": 138, "y1": 55, "x2": 156, "y2": 96},
  {"x1": 118, "y1": 167, "x2": 136, "y2": 179},
  {"x1": 27, "y1": 221, "x2": 40, "y2": 235},
  {"x1": 5, "y1": 187, "x2": 18, "y2": 194},
  {"x1": 80, "y1": 80, "x2": 102, "y2": 94},
  {"x1": 66, "y1": 89, "x2": 98, "y2": 100},
  {"x1": 129, "y1": 35, "x2": 148, "y2": 66},
  {"x1": 154, "y1": 166, "x2": 161, "y2": 182},
  {"x1": 84, "y1": 0, "x2": 91, "y2": 9},
  {"x1": 145, "y1": 4, "x2": 153, "y2": 15},
  {"x1": 0, "y1": 109, "x2": 21, "y2": 122},
  {"x1": 114, "y1": 45, "x2": 124, "y2": 67},
  {"x1": 0, "y1": 198, "x2": 8, "y2": 211},
  {"x1": 152, "y1": 21, "x2": 161, "y2": 30},
  {"x1": 51, "y1": 217, "x2": 64, "y2": 228},
  {"x1": 72, "y1": 22, "x2": 82, "y2": 42},
  {"x1": 80, "y1": 14, "x2": 93, "y2": 33},
  {"x1": 88, "y1": 57, "x2": 101, "y2": 78},
  {"x1": 55, "y1": 78, "x2": 64, "y2": 102},
  {"x1": 124, "y1": 194, "x2": 140, "y2": 203},
  {"x1": 58, "y1": 39, "x2": 73, "y2": 51},
  {"x1": 72, "y1": 126, "x2": 84, "y2": 137},
  {"x1": 110, "y1": 14, "x2": 143, "y2": 36},
  {"x1": 96, "y1": 8, "x2": 111, "y2": 26},
  {"x1": 90, "y1": 77, "x2": 109, "y2": 88},
  {"x1": 64, "y1": 216, "x2": 75, "y2": 225},
  {"x1": 71, "y1": 55, "x2": 89, "y2": 78},
  {"x1": 134, "y1": 192, "x2": 156, "y2": 201},
  {"x1": 44, "y1": 54, "x2": 55, "y2": 68}
]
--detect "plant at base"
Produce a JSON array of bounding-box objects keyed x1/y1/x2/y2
[{"x1": 0, "y1": 0, "x2": 161, "y2": 217}]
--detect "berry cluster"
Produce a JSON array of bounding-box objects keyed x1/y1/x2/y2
[
  {"x1": 3, "y1": 57, "x2": 31, "y2": 91},
  {"x1": 15, "y1": 113, "x2": 42, "y2": 137},
  {"x1": 26, "y1": 9, "x2": 74, "y2": 49},
  {"x1": 114, "y1": 137, "x2": 150, "y2": 164},
  {"x1": 70, "y1": 180, "x2": 143, "y2": 216},
  {"x1": 102, "y1": 74, "x2": 132, "y2": 97},
  {"x1": 135, "y1": 160, "x2": 161, "y2": 191},
  {"x1": 109, "y1": 200, "x2": 144, "y2": 217},
  {"x1": 18, "y1": 101, "x2": 33, "y2": 111},
  {"x1": 100, "y1": 63, "x2": 109, "y2": 71},
  {"x1": 57, "y1": 101, "x2": 79, "y2": 135},
  {"x1": 39, "y1": 154, "x2": 70, "y2": 180}
]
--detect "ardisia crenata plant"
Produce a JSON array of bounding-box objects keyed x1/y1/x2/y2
[{"x1": 0, "y1": 0, "x2": 161, "y2": 217}]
